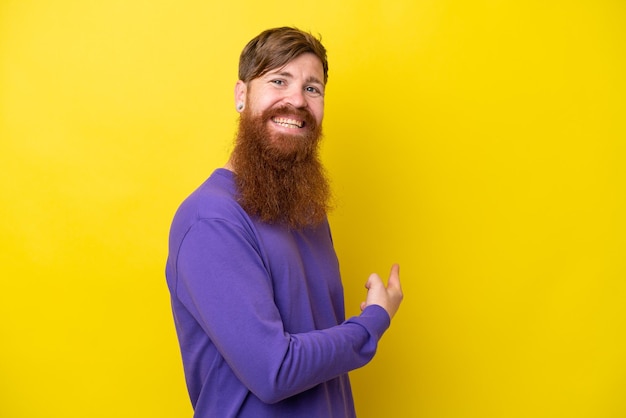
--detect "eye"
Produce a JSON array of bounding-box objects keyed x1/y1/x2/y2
[
  {"x1": 305, "y1": 86, "x2": 323, "y2": 97},
  {"x1": 270, "y1": 79, "x2": 285, "y2": 86}
]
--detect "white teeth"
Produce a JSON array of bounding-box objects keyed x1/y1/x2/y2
[{"x1": 272, "y1": 117, "x2": 303, "y2": 128}]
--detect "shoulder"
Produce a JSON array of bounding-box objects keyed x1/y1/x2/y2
[
  {"x1": 180, "y1": 169, "x2": 241, "y2": 219},
  {"x1": 169, "y1": 169, "x2": 253, "y2": 242}
]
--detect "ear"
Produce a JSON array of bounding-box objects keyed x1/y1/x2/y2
[{"x1": 234, "y1": 80, "x2": 247, "y2": 112}]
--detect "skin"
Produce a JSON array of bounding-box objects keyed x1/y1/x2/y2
[
  {"x1": 362, "y1": 264, "x2": 403, "y2": 320},
  {"x1": 234, "y1": 53, "x2": 325, "y2": 136},
  {"x1": 226, "y1": 53, "x2": 403, "y2": 320}
]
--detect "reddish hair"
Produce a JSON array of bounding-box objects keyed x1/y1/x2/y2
[{"x1": 238, "y1": 27, "x2": 328, "y2": 84}]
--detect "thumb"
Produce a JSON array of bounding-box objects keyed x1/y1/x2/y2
[{"x1": 366, "y1": 272, "x2": 383, "y2": 290}]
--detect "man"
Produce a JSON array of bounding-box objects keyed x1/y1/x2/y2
[{"x1": 166, "y1": 27, "x2": 403, "y2": 417}]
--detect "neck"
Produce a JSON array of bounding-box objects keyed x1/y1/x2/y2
[{"x1": 223, "y1": 158, "x2": 235, "y2": 172}]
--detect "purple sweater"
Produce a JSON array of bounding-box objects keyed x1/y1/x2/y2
[{"x1": 166, "y1": 169, "x2": 390, "y2": 417}]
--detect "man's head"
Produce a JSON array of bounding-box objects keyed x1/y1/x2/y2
[
  {"x1": 229, "y1": 27, "x2": 332, "y2": 229},
  {"x1": 238, "y1": 26, "x2": 328, "y2": 85},
  {"x1": 234, "y1": 27, "x2": 327, "y2": 139}
]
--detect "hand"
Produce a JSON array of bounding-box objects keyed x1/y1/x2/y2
[{"x1": 360, "y1": 264, "x2": 403, "y2": 319}]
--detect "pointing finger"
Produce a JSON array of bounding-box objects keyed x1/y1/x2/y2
[{"x1": 387, "y1": 263, "x2": 401, "y2": 290}]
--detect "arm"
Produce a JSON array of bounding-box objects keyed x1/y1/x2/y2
[{"x1": 174, "y1": 218, "x2": 391, "y2": 404}]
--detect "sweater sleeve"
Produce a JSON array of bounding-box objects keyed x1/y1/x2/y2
[{"x1": 173, "y1": 218, "x2": 390, "y2": 404}]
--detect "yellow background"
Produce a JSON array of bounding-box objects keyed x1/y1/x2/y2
[{"x1": 1, "y1": 1, "x2": 624, "y2": 417}]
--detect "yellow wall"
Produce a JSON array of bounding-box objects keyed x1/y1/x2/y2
[{"x1": 1, "y1": 1, "x2": 624, "y2": 417}]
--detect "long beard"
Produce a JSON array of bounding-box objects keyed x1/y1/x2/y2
[{"x1": 230, "y1": 105, "x2": 332, "y2": 229}]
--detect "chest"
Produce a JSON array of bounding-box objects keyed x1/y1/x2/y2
[{"x1": 254, "y1": 222, "x2": 345, "y2": 332}]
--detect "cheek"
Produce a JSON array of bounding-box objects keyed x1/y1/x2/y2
[
  {"x1": 313, "y1": 106, "x2": 324, "y2": 125},
  {"x1": 306, "y1": 98, "x2": 324, "y2": 124},
  {"x1": 245, "y1": 88, "x2": 271, "y2": 112},
  {"x1": 252, "y1": 97, "x2": 281, "y2": 117}
]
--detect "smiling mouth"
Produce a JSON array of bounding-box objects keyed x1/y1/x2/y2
[{"x1": 272, "y1": 117, "x2": 304, "y2": 129}]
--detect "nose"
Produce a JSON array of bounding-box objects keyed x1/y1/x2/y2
[{"x1": 284, "y1": 86, "x2": 307, "y2": 108}]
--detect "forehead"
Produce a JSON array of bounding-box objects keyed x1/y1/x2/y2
[{"x1": 262, "y1": 53, "x2": 325, "y2": 84}]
